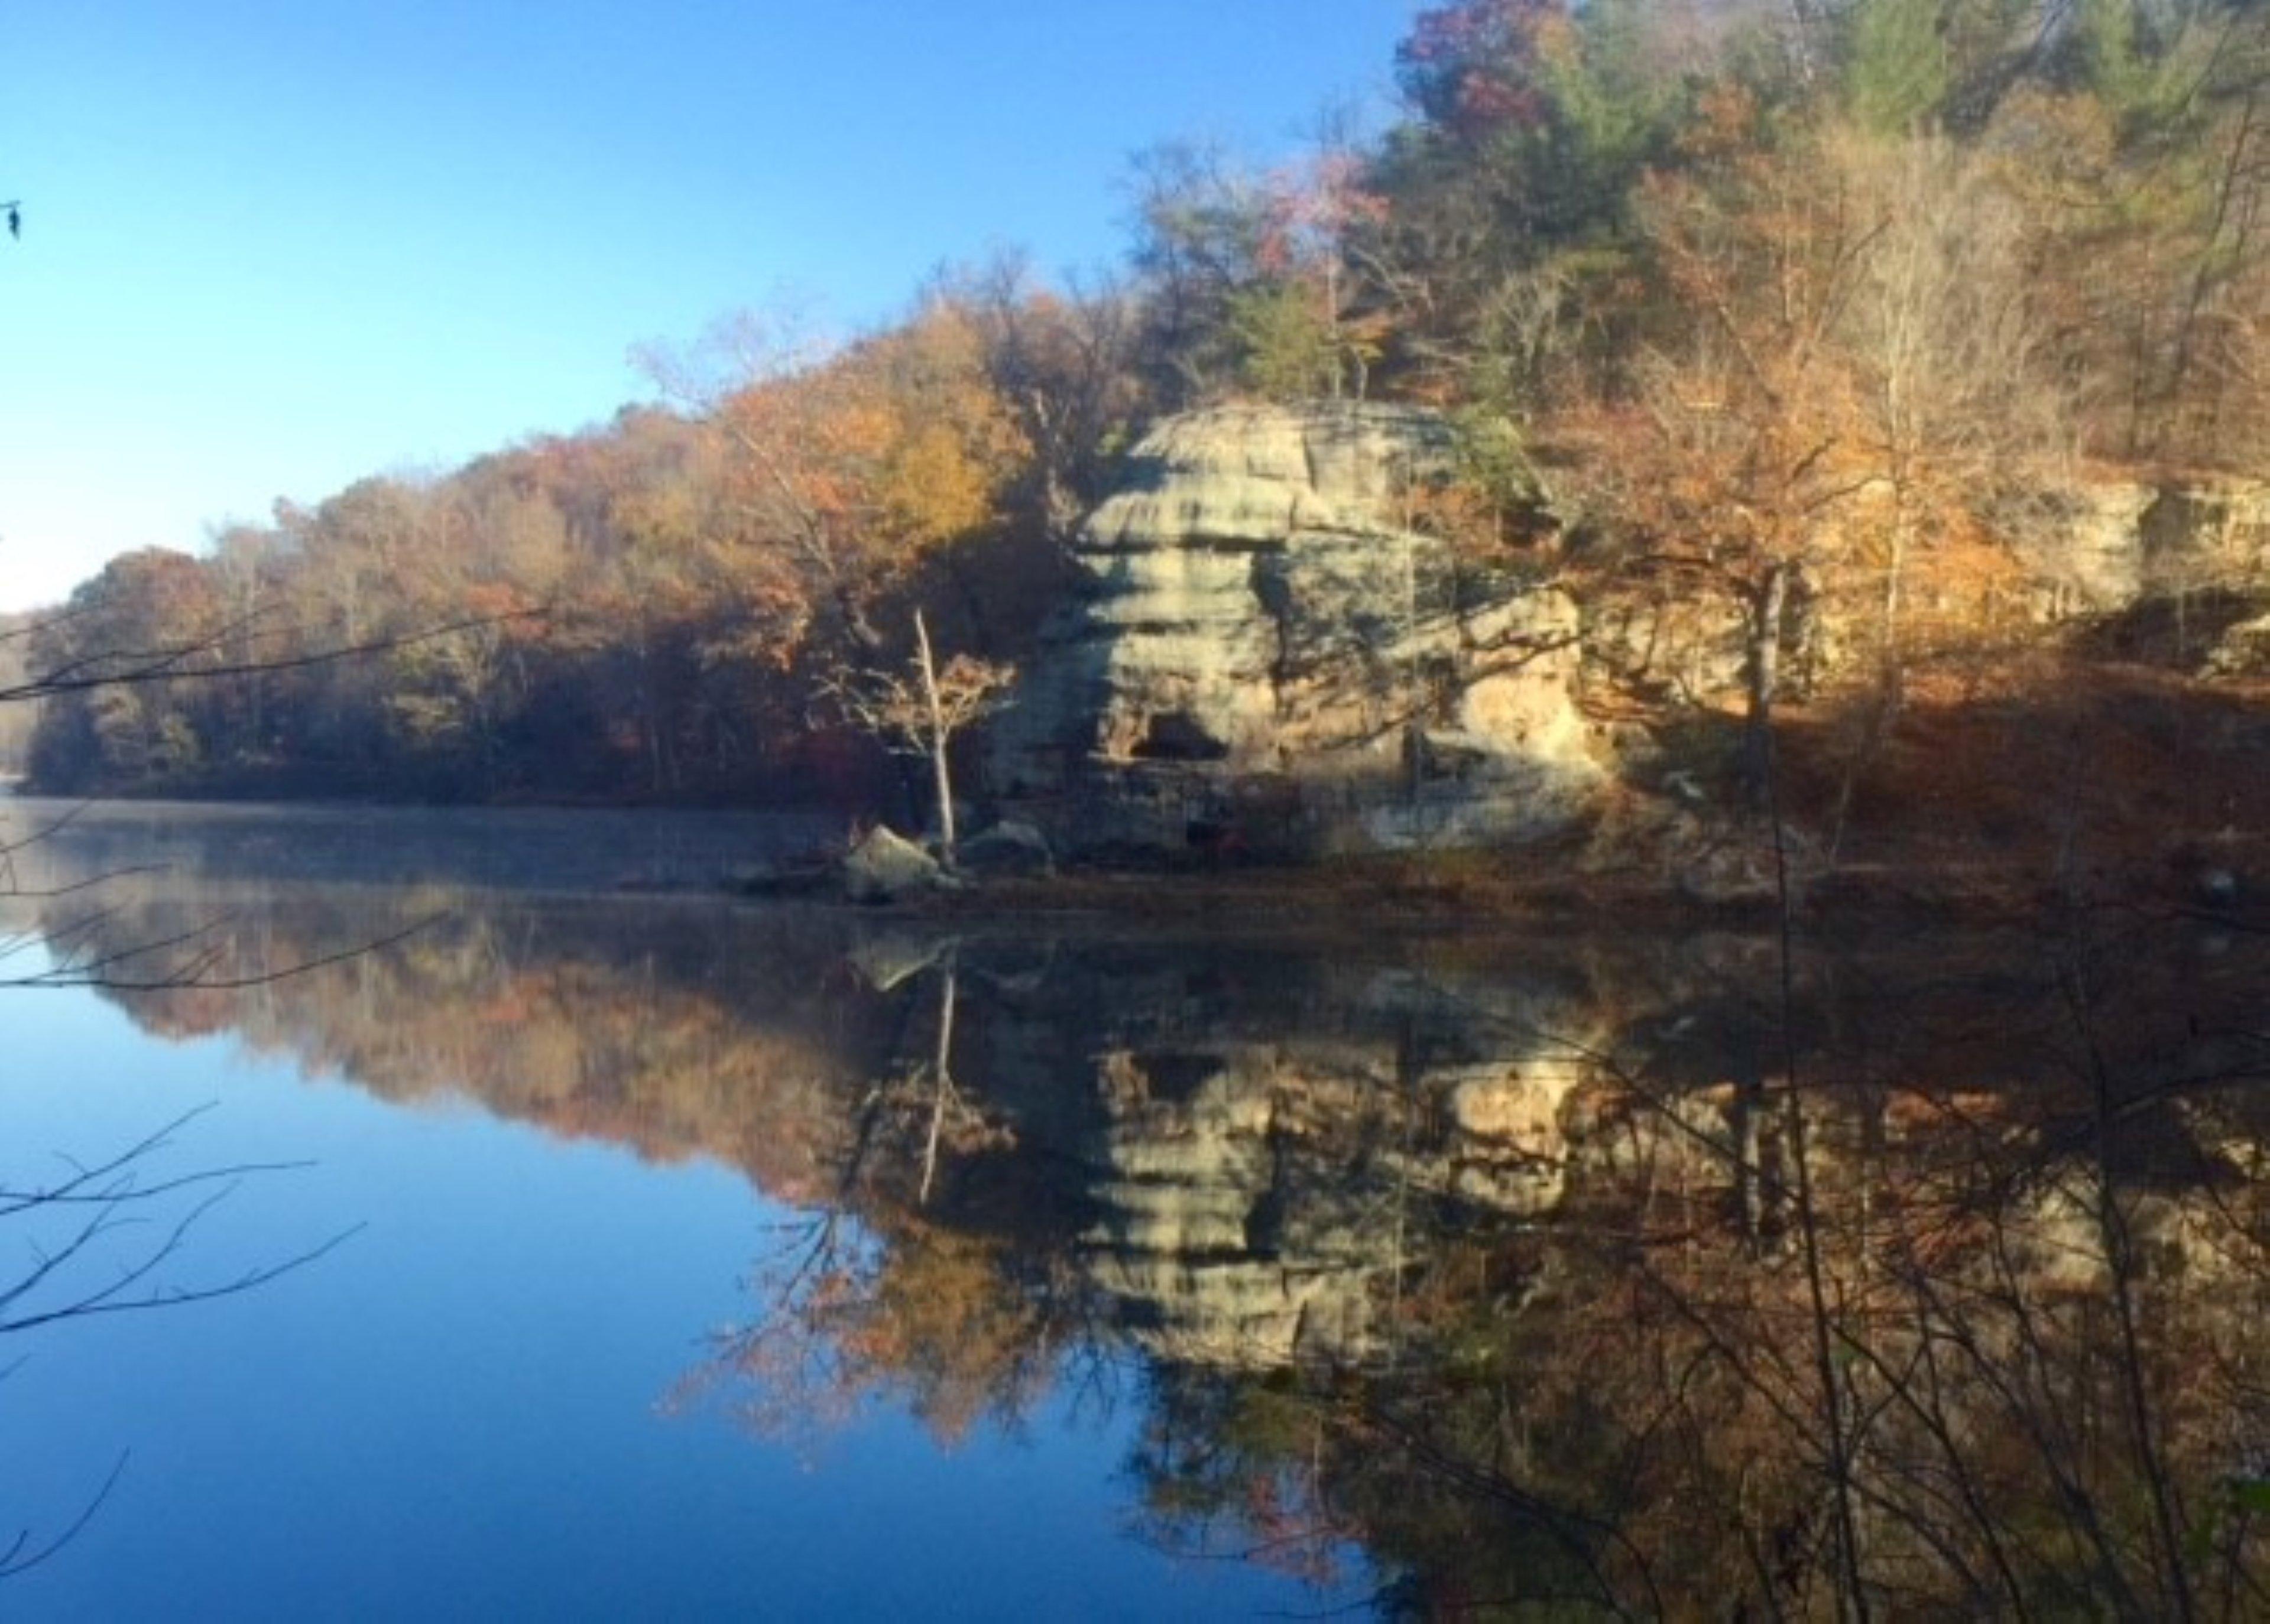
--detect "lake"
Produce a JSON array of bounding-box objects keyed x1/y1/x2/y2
[{"x1": 3, "y1": 800, "x2": 2267, "y2": 1617}]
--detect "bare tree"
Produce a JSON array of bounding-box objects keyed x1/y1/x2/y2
[
  {"x1": 0, "y1": 1104, "x2": 361, "y2": 1577},
  {"x1": 821, "y1": 609, "x2": 1014, "y2": 867},
  {"x1": 0, "y1": 602, "x2": 457, "y2": 1580},
  {"x1": 941, "y1": 254, "x2": 1149, "y2": 549},
  {"x1": 1833, "y1": 126, "x2": 2066, "y2": 701}
]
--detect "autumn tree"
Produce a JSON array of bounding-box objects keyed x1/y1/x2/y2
[
  {"x1": 1361, "y1": 0, "x2": 1707, "y2": 406},
  {"x1": 1124, "y1": 140, "x2": 1275, "y2": 407},
  {"x1": 657, "y1": 301, "x2": 1029, "y2": 673},
  {"x1": 25, "y1": 550, "x2": 231, "y2": 790},
  {"x1": 940, "y1": 255, "x2": 1151, "y2": 548},
  {"x1": 1561, "y1": 85, "x2": 1883, "y2": 796},
  {"x1": 505, "y1": 410, "x2": 733, "y2": 795},
  {"x1": 2054, "y1": 1, "x2": 2270, "y2": 464},
  {"x1": 0, "y1": 617, "x2": 38, "y2": 776},
  {"x1": 1125, "y1": 137, "x2": 1393, "y2": 405},
  {"x1": 1825, "y1": 123, "x2": 2065, "y2": 704}
]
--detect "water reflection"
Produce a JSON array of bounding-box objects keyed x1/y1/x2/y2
[{"x1": 8, "y1": 821, "x2": 2270, "y2": 1615}]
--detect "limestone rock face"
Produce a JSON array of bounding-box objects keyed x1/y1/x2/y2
[
  {"x1": 2138, "y1": 480, "x2": 2270, "y2": 596},
  {"x1": 2025, "y1": 483, "x2": 2158, "y2": 613},
  {"x1": 992, "y1": 402, "x2": 1604, "y2": 855}
]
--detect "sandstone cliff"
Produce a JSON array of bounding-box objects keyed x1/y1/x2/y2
[
  {"x1": 991, "y1": 402, "x2": 1606, "y2": 856},
  {"x1": 989, "y1": 402, "x2": 2270, "y2": 865},
  {"x1": 2023, "y1": 477, "x2": 2270, "y2": 615}
]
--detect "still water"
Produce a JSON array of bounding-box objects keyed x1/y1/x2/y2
[{"x1": 4, "y1": 800, "x2": 2268, "y2": 1618}]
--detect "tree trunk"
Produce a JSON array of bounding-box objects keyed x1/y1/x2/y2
[
  {"x1": 1881, "y1": 483, "x2": 1910, "y2": 714},
  {"x1": 915, "y1": 609, "x2": 958, "y2": 866},
  {"x1": 1744, "y1": 563, "x2": 1791, "y2": 808}
]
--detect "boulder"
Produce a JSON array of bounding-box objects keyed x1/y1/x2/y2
[
  {"x1": 956, "y1": 819, "x2": 1055, "y2": 878},
  {"x1": 2206, "y1": 608, "x2": 2270, "y2": 676},
  {"x1": 841, "y1": 825, "x2": 952, "y2": 904},
  {"x1": 845, "y1": 930, "x2": 956, "y2": 992}
]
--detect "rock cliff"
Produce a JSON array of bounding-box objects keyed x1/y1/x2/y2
[
  {"x1": 991, "y1": 402, "x2": 1606, "y2": 856},
  {"x1": 989, "y1": 402, "x2": 2270, "y2": 860},
  {"x1": 2023, "y1": 477, "x2": 2270, "y2": 615},
  {"x1": 2034, "y1": 476, "x2": 2270, "y2": 674}
]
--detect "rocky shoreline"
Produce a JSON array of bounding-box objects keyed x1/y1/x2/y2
[{"x1": 728, "y1": 815, "x2": 2256, "y2": 939}]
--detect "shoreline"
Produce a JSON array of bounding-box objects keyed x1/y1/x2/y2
[{"x1": 777, "y1": 852, "x2": 2245, "y2": 941}]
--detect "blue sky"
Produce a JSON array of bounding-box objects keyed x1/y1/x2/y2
[{"x1": 1, "y1": 2, "x2": 1414, "y2": 612}]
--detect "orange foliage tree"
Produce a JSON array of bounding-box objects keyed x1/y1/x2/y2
[
  {"x1": 667, "y1": 301, "x2": 1030, "y2": 675},
  {"x1": 1562, "y1": 87, "x2": 1882, "y2": 792}
]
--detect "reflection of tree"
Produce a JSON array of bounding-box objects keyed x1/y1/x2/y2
[
  {"x1": 690, "y1": 1209, "x2": 1072, "y2": 1450},
  {"x1": 2, "y1": 794, "x2": 398, "y2": 1581},
  {"x1": 1128, "y1": 1372, "x2": 1364, "y2": 1591},
  {"x1": 9, "y1": 876, "x2": 888, "y2": 1205},
  {"x1": 679, "y1": 961, "x2": 1072, "y2": 1450},
  {"x1": 0, "y1": 528, "x2": 530, "y2": 1581},
  {"x1": 0, "y1": 1106, "x2": 358, "y2": 1578}
]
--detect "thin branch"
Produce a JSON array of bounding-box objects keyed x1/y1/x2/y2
[{"x1": 0, "y1": 1452, "x2": 129, "y2": 1581}]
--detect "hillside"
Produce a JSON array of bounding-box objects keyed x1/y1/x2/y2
[{"x1": 12, "y1": 1, "x2": 2269, "y2": 894}]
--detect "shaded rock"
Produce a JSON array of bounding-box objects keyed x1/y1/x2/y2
[
  {"x1": 957, "y1": 819, "x2": 1055, "y2": 878},
  {"x1": 842, "y1": 825, "x2": 952, "y2": 904},
  {"x1": 2206, "y1": 608, "x2": 2270, "y2": 677}
]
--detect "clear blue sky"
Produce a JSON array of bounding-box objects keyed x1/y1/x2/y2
[{"x1": 1, "y1": 1, "x2": 1414, "y2": 612}]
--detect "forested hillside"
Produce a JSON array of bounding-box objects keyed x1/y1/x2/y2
[{"x1": 24, "y1": 0, "x2": 2270, "y2": 821}]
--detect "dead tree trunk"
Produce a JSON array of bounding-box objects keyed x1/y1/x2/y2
[{"x1": 914, "y1": 609, "x2": 957, "y2": 867}]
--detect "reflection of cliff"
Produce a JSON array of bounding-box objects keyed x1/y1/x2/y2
[
  {"x1": 24, "y1": 873, "x2": 1637, "y2": 1357},
  {"x1": 31, "y1": 873, "x2": 2270, "y2": 1356},
  {"x1": 1105, "y1": 925, "x2": 2270, "y2": 1616},
  {"x1": 27, "y1": 865, "x2": 2270, "y2": 1614},
  {"x1": 1006, "y1": 957, "x2": 1612, "y2": 1366}
]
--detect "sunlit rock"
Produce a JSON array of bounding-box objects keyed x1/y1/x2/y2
[
  {"x1": 993, "y1": 402, "x2": 1605, "y2": 856},
  {"x1": 2021, "y1": 477, "x2": 2270, "y2": 619}
]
